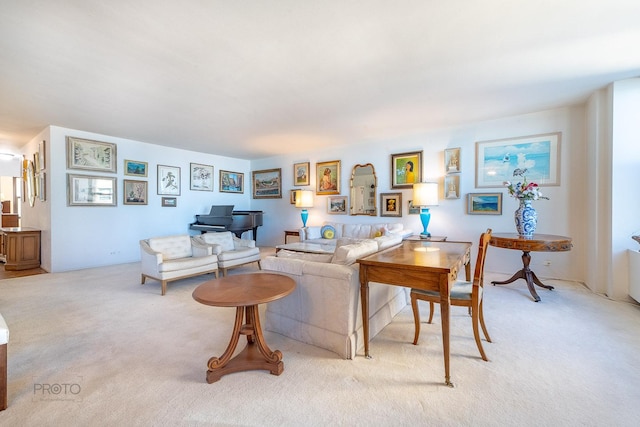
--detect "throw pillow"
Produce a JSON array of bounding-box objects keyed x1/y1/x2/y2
[{"x1": 321, "y1": 225, "x2": 337, "y2": 239}]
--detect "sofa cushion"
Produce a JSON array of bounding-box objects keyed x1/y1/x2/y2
[
  {"x1": 331, "y1": 239, "x2": 379, "y2": 265},
  {"x1": 374, "y1": 234, "x2": 403, "y2": 250},
  {"x1": 306, "y1": 227, "x2": 323, "y2": 240},
  {"x1": 158, "y1": 254, "x2": 218, "y2": 272},
  {"x1": 199, "y1": 232, "x2": 235, "y2": 251},
  {"x1": 148, "y1": 235, "x2": 193, "y2": 260},
  {"x1": 276, "y1": 250, "x2": 334, "y2": 263},
  {"x1": 217, "y1": 246, "x2": 260, "y2": 261}
]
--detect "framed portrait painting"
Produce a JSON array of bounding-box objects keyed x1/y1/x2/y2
[
  {"x1": 190, "y1": 163, "x2": 214, "y2": 191},
  {"x1": 391, "y1": 151, "x2": 422, "y2": 188},
  {"x1": 123, "y1": 179, "x2": 148, "y2": 205},
  {"x1": 316, "y1": 160, "x2": 340, "y2": 195},
  {"x1": 293, "y1": 162, "x2": 310, "y2": 186},
  {"x1": 219, "y1": 170, "x2": 244, "y2": 193},
  {"x1": 467, "y1": 193, "x2": 503, "y2": 215},
  {"x1": 66, "y1": 136, "x2": 117, "y2": 173},
  {"x1": 380, "y1": 192, "x2": 402, "y2": 217},
  {"x1": 475, "y1": 132, "x2": 561, "y2": 188},
  {"x1": 157, "y1": 165, "x2": 181, "y2": 196},
  {"x1": 252, "y1": 168, "x2": 282, "y2": 199}
]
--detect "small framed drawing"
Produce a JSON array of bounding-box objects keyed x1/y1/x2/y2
[
  {"x1": 252, "y1": 168, "x2": 282, "y2": 199},
  {"x1": 123, "y1": 179, "x2": 148, "y2": 205},
  {"x1": 124, "y1": 159, "x2": 148, "y2": 177},
  {"x1": 293, "y1": 162, "x2": 310, "y2": 186},
  {"x1": 162, "y1": 197, "x2": 177, "y2": 207},
  {"x1": 67, "y1": 174, "x2": 117, "y2": 207},
  {"x1": 467, "y1": 193, "x2": 503, "y2": 215},
  {"x1": 38, "y1": 172, "x2": 46, "y2": 201},
  {"x1": 38, "y1": 140, "x2": 46, "y2": 171},
  {"x1": 327, "y1": 196, "x2": 348, "y2": 214},
  {"x1": 408, "y1": 199, "x2": 420, "y2": 214},
  {"x1": 157, "y1": 165, "x2": 180, "y2": 196},
  {"x1": 316, "y1": 160, "x2": 340, "y2": 195},
  {"x1": 475, "y1": 132, "x2": 561, "y2": 188},
  {"x1": 380, "y1": 192, "x2": 402, "y2": 217},
  {"x1": 445, "y1": 175, "x2": 460, "y2": 199},
  {"x1": 290, "y1": 189, "x2": 297, "y2": 204},
  {"x1": 190, "y1": 163, "x2": 214, "y2": 191},
  {"x1": 391, "y1": 151, "x2": 422, "y2": 188},
  {"x1": 445, "y1": 147, "x2": 461, "y2": 174},
  {"x1": 66, "y1": 136, "x2": 117, "y2": 173},
  {"x1": 220, "y1": 170, "x2": 244, "y2": 193}
]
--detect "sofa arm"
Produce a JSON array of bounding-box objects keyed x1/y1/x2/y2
[
  {"x1": 232, "y1": 235, "x2": 256, "y2": 248},
  {"x1": 191, "y1": 240, "x2": 216, "y2": 257}
]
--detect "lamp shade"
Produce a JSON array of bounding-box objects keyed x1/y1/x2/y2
[
  {"x1": 295, "y1": 190, "x2": 314, "y2": 208},
  {"x1": 412, "y1": 182, "x2": 439, "y2": 206}
]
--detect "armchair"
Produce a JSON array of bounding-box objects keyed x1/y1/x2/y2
[{"x1": 192, "y1": 231, "x2": 261, "y2": 276}]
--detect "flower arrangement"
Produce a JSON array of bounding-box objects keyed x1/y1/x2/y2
[{"x1": 504, "y1": 168, "x2": 549, "y2": 201}]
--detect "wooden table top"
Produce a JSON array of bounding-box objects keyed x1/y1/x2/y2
[
  {"x1": 489, "y1": 233, "x2": 573, "y2": 252},
  {"x1": 358, "y1": 240, "x2": 471, "y2": 273},
  {"x1": 192, "y1": 273, "x2": 296, "y2": 307}
]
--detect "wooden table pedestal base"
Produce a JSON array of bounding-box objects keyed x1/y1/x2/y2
[
  {"x1": 206, "y1": 305, "x2": 283, "y2": 383},
  {"x1": 491, "y1": 250, "x2": 554, "y2": 302}
]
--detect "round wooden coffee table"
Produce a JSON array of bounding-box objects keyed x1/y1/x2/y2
[{"x1": 192, "y1": 273, "x2": 296, "y2": 383}]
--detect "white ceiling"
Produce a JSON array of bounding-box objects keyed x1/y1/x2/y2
[{"x1": 1, "y1": 1, "x2": 639, "y2": 159}]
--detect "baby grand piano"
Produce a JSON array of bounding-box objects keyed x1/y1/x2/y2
[{"x1": 189, "y1": 205, "x2": 264, "y2": 240}]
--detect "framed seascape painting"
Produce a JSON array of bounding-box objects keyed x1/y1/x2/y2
[
  {"x1": 123, "y1": 180, "x2": 148, "y2": 205},
  {"x1": 157, "y1": 165, "x2": 181, "y2": 196},
  {"x1": 380, "y1": 192, "x2": 402, "y2": 217},
  {"x1": 293, "y1": 162, "x2": 310, "y2": 186},
  {"x1": 327, "y1": 196, "x2": 348, "y2": 214},
  {"x1": 67, "y1": 174, "x2": 117, "y2": 207},
  {"x1": 190, "y1": 163, "x2": 214, "y2": 191},
  {"x1": 391, "y1": 151, "x2": 422, "y2": 189},
  {"x1": 316, "y1": 160, "x2": 340, "y2": 195},
  {"x1": 124, "y1": 159, "x2": 148, "y2": 177},
  {"x1": 220, "y1": 170, "x2": 244, "y2": 193},
  {"x1": 475, "y1": 132, "x2": 561, "y2": 188},
  {"x1": 66, "y1": 136, "x2": 117, "y2": 173},
  {"x1": 467, "y1": 193, "x2": 503, "y2": 215},
  {"x1": 252, "y1": 168, "x2": 282, "y2": 199}
]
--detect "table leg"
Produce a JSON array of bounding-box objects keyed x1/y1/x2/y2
[
  {"x1": 440, "y1": 277, "x2": 454, "y2": 388},
  {"x1": 205, "y1": 305, "x2": 284, "y2": 383},
  {"x1": 360, "y1": 281, "x2": 371, "y2": 359},
  {"x1": 491, "y1": 251, "x2": 554, "y2": 302}
]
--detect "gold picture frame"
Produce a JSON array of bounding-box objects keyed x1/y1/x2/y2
[{"x1": 316, "y1": 160, "x2": 340, "y2": 195}]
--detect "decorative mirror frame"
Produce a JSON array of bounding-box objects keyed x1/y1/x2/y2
[{"x1": 349, "y1": 163, "x2": 377, "y2": 216}]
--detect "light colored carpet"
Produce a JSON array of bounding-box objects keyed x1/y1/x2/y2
[{"x1": 1, "y1": 253, "x2": 639, "y2": 426}]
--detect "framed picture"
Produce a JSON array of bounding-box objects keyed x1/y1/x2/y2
[
  {"x1": 38, "y1": 172, "x2": 46, "y2": 201},
  {"x1": 445, "y1": 175, "x2": 460, "y2": 199},
  {"x1": 252, "y1": 168, "x2": 282, "y2": 199},
  {"x1": 316, "y1": 160, "x2": 340, "y2": 195},
  {"x1": 290, "y1": 189, "x2": 298, "y2": 204},
  {"x1": 445, "y1": 147, "x2": 461, "y2": 174},
  {"x1": 66, "y1": 136, "x2": 117, "y2": 173},
  {"x1": 293, "y1": 162, "x2": 310, "y2": 186},
  {"x1": 391, "y1": 151, "x2": 422, "y2": 188},
  {"x1": 467, "y1": 192, "x2": 503, "y2": 215},
  {"x1": 124, "y1": 159, "x2": 148, "y2": 177},
  {"x1": 123, "y1": 179, "x2": 148, "y2": 205},
  {"x1": 67, "y1": 174, "x2": 117, "y2": 207},
  {"x1": 162, "y1": 197, "x2": 177, "y2": 207},
  {"x1": 220, "y1": 170, "x2": 244, "y2": 193},
  {"x1": 408, "y1": 199, "x2": 420, "y2": 214},
  {"x1": 475, "y1": 132, "x2": 561, "y2": 188},
  {"x1": 327, "y1": 196, "x2": 348, "y2": 214},
  {"x1": 380, "y1": 192, "x2": 402, "y2": 217},
  {"x1": 190, "y1": 163, "x2": 214, "y2": 191},
  {"x1": 38, "y1": 140, "x2": 46, "y2": 171},
  {"x1": 157, "y1": 165, "x2": 180, "y2": 195}
]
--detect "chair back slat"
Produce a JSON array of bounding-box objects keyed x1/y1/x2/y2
[{"x1": 473, "y1": 228, "x2": 492, "y2": 287}]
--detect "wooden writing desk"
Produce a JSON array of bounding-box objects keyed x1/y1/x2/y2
[{"x1": 358, "y1": 240, "x2": 472, "y2": 387}]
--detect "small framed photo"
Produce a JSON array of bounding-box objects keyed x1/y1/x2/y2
[
  {"x1": 290, "y1": 189, "x2": 298, "y2": 204},
  {"x1": 162, "y1": 197, "x2": 177, "y2": 207},
  {"x1": 316, "y1": 160, "x2": 340, "y2": 195},
  {"x1": 444, "y1": 175, "x2": 460, "y2": 199},
  {"x1": 220, "y1": 170, "x2": 244, "y2": 193},
  {"x1": 445, "y1": 147, "x2": 461, "y2": 174},
  {"x1": 467, "y1": 192, "x2": 503, "y2": 215},
  {"x1": 190, "y1": 163, "x2": 214, "y2": 191},
  {"x1": 123, "y1": 179, "x2": 148, "y2": 205},
  {"x1": 157, "y1": 165, "x2": 180, "y2": 196},
  {"x1": 408, "y1": 199, "x2": 420, "y2": 214},
  {"x1": 124, "y1": 159, "x2": 148, "y2": 177},
  {"x1": 66, "y1": 136, "x2": 117, "y2": 173},
  {"x1": 328, "y1": 196, "x2": 348, "y2": 214},
  {"x1": 391, "y1": 151, "x2": 422, "y2": 188},
  {"x1": 293, "y1": 162, "x2": 310, "y2": 186},
  {"x1": 67, "y1": 174, "x2": 117, "y2": 207},
  {"x1": 380, "y1": 192, "x2": 402, "y2": 217},
  {"x1": 252, "y1": 168, "x2": 282, "y2": 198}
]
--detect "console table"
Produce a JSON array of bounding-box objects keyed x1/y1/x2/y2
[
  {"x1": 0, "y1": 227, "x2": 41, "y2": 270},
  {"x1": 489, "y1": 233, "x2": 573, "y2": 302}
]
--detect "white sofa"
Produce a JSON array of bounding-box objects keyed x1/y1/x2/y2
[
  {"x1": 192, "y1": 231, "x2": 261, "y2": 276},
  {"x1": 262, "y1": 234, "x2": 407, "y2": 359},
  {"x1": 299, "y1": 221, "x2": 412, "y2": 246},
  {"x1": 140, "y1": 234, "x2": 219, "y2": 295}
]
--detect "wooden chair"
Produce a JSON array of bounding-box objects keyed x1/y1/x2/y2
[{"x1": 410, "y1": 229, "x2": 493, "y2": 361}]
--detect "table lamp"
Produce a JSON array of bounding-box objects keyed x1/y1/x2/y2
[
  {"x1": 412, "y1": 182, "x2": 439, "y2": 238},
  {"x1": 295, "y1": 189, "x2": 314, "y2": 227}
]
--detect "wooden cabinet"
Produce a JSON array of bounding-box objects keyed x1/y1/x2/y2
[{"x1": 0, "y1": 227, "x2": 41, "y2": 270}]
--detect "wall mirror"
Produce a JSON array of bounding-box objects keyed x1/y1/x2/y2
[{"x1": 350, "y1": 163, "x2": 377, "y2": 216}]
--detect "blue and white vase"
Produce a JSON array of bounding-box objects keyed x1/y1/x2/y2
[{"x1": 514, "y1": 200, "x2": 537, "y2": 237}]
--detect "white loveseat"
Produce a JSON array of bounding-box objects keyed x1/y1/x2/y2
[
  {"x1": 140, "y1": 234, "x2": 219, "y2": 295},
  {"x1": 192, "y1": 231, "x2": 261, "y2": 276},
  {"x1": 299, "y1": 221, "x2": 412, "y2": 246},
  {"x1": 262, "y1": 234, "x2": 406, "y2": 359}
]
